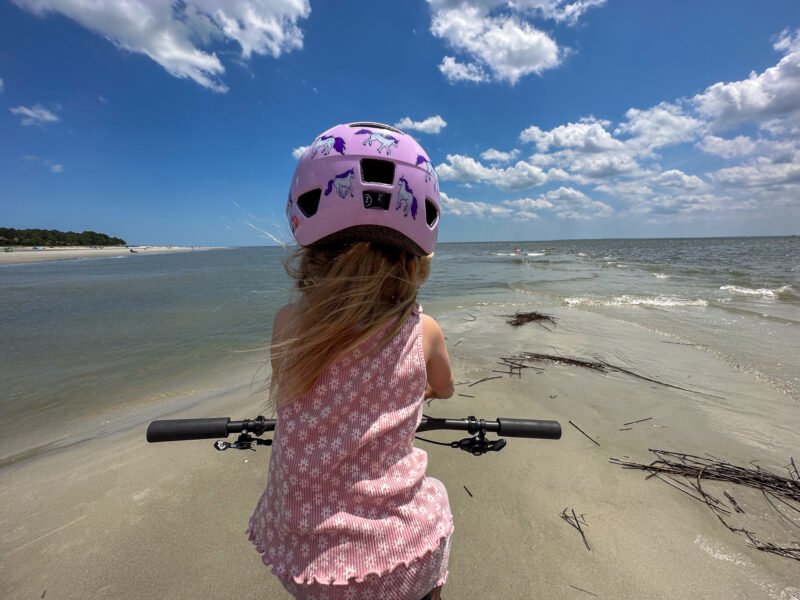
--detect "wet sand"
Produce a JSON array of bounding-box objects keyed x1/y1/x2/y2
[
  {"x1": 0, "y1": 246, "x2": 219, "y2": 264},
  {"x1": 1, "y1": 305, "x2": 798, "y2": 599}
]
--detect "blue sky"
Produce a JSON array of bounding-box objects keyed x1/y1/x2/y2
[{"x1": 2, "y1": 0, "x2": 799, "y2": 246}]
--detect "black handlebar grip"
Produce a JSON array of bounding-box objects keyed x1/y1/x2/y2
[
  {"x1": 496, "y1": 418, "x2": 562, "y2": 440},
  {"x1": 146, "y1": 418, "x2": 231, "y2": 442}
]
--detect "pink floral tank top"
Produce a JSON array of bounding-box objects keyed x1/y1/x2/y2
[{"x1": 247, "y1": 305, "x2": 453, "y2": 585}]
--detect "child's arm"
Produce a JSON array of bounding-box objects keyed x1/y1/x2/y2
[{"x1": 421, "y1": 314, "x2": 454, "y2": 399}]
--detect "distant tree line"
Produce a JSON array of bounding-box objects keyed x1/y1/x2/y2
[{"x1": 0, "y1": 228, "x2": 127, "y2": 247}]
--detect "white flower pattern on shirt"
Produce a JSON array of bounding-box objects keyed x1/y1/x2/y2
[{"x1": 247, "y1": 305, "x2": 453, "y2": 592}]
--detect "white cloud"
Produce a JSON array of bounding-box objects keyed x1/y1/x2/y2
[
  {"x1": 9, "y1": 104, "x2": 60, "y2": 126},
  {"x1": 0, "y1": 77, "x2": 4, "y2": 93},
  {"x1": 521, "y1": 120, "x2": 623, "y2": 153},
  {"x1": 501, "y1": 196, "x2": 553, "y2": 219},
  {"x1": 593, "y1": 180, "x2": 654, "y2": 201},
  {"x1": 649, "y1": 169, "x2": 706, "y2": 190},
  {"x1": 514, "y1": 0, "x2": 607, "y2": 25},
  {"x1": 439, "y1": 191, "x2": 512, "y2": 218},
  {"x1": 291, "y1": 146, "x2": 306, "y2": 160},
  {"x1": 496, "y1": 161, "x2": 548, "y2": 189},
  {"x1": 697, "y1": 134, "x2": 799, "y2": 161},
  {"x1": 566, "y1": 151, "x2": 640, "y2": 178},
  {"x1": 21, "y1": 154, "x2": 63, "y2": 172},
  {"x1": 438, "y1": 56, "x2": 488, "y2": 83},
  {"x1": 696, "y1": 135, "x2": 758, "y2": 158},
  {"x1": 692, "y1": 28, "x2": 800, "y2": 127},
  {"x1": 13, "y1": 0, "x2": 310, "y2": 92},
  {"x1": 436, "y1": 154, "x2": 547, "y2": 189},
  {"x1": 394, "y1": 115, "x2": 448, "y2": 134},
  {"x1": 615, "y1": 102, "x2": 704, "y2": 153},
  {"x1": 542, "y1": 186, "x2": 612, "y2": 219},
  {"x1": 437, "y1": 28, "x2": 800, "y2": 225},
  {"x1": 436, "y1": 154, "x2": 496, "y2": 182},
  {"x1": 481, "y1": 148, "x2": 519, "y2": 163},
  {"x1": 427, "y1": 1, "x2": 605, "y2": 25},
  {"x1": 431, "y1": 6, "x2": 561, "y2": 84},
  {"x1": 708, "y1": 154, "x2": 800, "y2": 188}
]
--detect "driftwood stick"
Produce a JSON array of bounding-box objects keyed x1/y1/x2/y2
[
  {"x1": 467, "y1": 375, "x2": 502, "y2": 387},
  {"x1": 623, "y1": 417, "x2": 653, "y2": 426},
  {"x1": 569, "y1": 421, "x2": 600, "y2": 447},
  {"x1": 569, "y1": 585, "x2": 598, "y2": 597}
]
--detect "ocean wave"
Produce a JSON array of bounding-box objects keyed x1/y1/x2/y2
[
  {"x1": 719, "y1": 284, "x2": 794, "y2": 298},
  {"x1": 653, "y1": 273, "x2": 671, "y2": 279},
  {"x1": 490, "y1": 251, "x2": 546, "y2": 257},
  {"x1": 565, "y1": 295, "x2": 708, "y2": 307}
]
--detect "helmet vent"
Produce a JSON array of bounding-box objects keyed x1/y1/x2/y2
[
  {"x1": 349, "y1": 122, "x2": 403, "y2": 134},
  {"x1": 360, "y1": 159, "x2": 395, "y2": 185},
  {"x1": 297, "y1": 189, "x2": 322, "y2": 218},
  {"x1": 425, "y1": 198, "x2": 439, "y2": 227}
]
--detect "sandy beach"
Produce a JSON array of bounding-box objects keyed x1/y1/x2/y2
[
  {"x1": 0, "y1": 246, "x2": 219, "y2": 264},
  {"x1": 0, "y1": 303, "x2": 797, "y2": 599}
]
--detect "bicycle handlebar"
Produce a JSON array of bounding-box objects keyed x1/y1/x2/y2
[{"x1": 146, "y1": 415, "x2": 561, "y2": 443}]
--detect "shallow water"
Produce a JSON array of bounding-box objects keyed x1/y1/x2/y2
[{"x1": 1, "y1": 237, "x2": 797, "y2": 467}]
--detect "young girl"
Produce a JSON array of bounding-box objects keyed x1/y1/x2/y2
[{"x1": 247, "y1": 122, "x2": 454, "y2": 600}]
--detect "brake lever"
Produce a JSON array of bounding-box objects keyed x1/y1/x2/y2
[
  {"x1": 451, "y1": 435, "x2": 507, "y2": 456},
  {"x1": 214, "y1": 434, "x2": 272, "y2": 451}
]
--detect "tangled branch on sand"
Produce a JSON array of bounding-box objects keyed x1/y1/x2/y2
[
  {"x1": 504, "y1": 311, "x2": 557, "y2": 330},
  {"x1": 561, "y1": 508, "x2": 591, "y2": 550},
  {"x1": 610, "y1": 450, "x2": 800, "y2": 561}
]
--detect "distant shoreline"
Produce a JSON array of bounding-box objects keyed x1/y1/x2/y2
[{"x1": 0, "y1": 245, "x2": 222, "y2": 264}]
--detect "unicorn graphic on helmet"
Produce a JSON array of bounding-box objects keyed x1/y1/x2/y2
[
  {"x1": 324, "y1": 169, "x2": 355, "y2": 198},
  {"x1": 355, "y1": 129, "x2": 399, "y2": 155},
  {"x1": 396, "y1": 176, "x2": 418, "y2": 219},
  {"x1": 416, "y1": 155, "x2": 438, "y2": 191},
  {"x1": 311, "y1": 135, "x2": 347, "y2": 158}
]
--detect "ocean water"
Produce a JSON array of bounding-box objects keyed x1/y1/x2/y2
[{"x1": 1, "y1": 237, "x2": 797, "y2": 467}]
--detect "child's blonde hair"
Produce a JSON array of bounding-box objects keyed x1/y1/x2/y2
[{"x1": 269, "y1": 242, "x2": 431, "y2": 410}]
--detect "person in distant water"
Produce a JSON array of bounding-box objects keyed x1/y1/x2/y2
[{"x1": 248, "y1": 123, "x2": 454, "y2": 600}]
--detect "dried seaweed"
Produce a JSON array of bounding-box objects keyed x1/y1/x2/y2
[
  {"x1": 514, "y1": 352, "x2": 722, "y2": 398},
  {"x1": 611, "y1": 450, "x2": 800, "y2": 562},
  {"x1": 521, "y1": 352, "x2": 607, "y2": 371},
  {"x1": 505, "y1": 311, "x2": 557, "y2": 330}
]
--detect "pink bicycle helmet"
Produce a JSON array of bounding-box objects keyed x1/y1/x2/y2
[{"x1": 287, "y1": 122, "x2": 440, "y2": 256}]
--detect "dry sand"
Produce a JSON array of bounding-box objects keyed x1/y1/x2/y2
[
  {"x1": 0, "y1": 246, "x2": 219, "y2": 264},
  {"x1": 1, "y1": 305, "x2": 798, "y2": 599}
]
